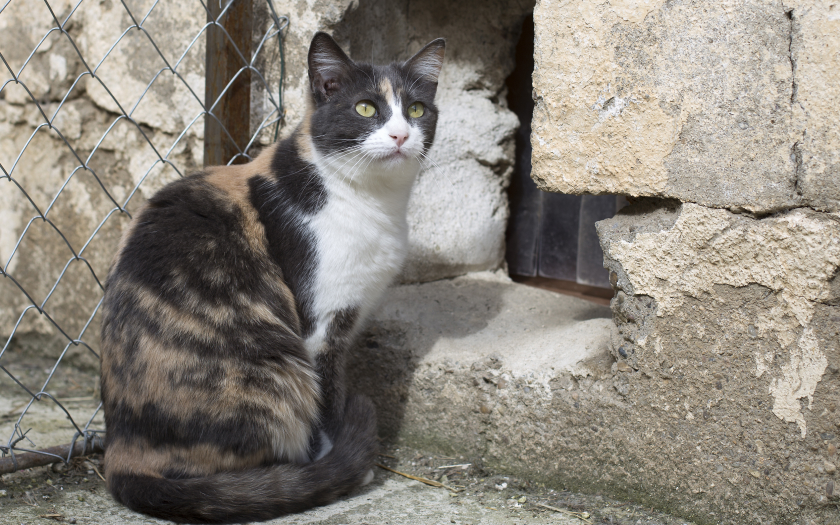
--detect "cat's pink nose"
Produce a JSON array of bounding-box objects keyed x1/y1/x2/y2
[{"x1": 390, "y1": 132, "x2": 408, "y2": 147}]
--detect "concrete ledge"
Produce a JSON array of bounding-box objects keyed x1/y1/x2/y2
[
  {"x1": 350, "y1": 272, "x2": 840, "y2": 525},
  {"x1": 349, "y1": 272, "x2": 613, "y2": 441}
]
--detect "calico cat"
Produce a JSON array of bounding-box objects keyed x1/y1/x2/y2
[{"x1": 99, "y1": 32, "x2": 445, "y2": 523}]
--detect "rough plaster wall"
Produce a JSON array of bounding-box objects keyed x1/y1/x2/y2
[
  {"x1": 600, "y1": 203, "x2": 840, "y2": 437},
  {"x1": 267, "y1": 0, "x2": 532, "y2": 282},
  {"x1": 531, "y1": 0, "x2": 839, "y2": 214},
  {"x1": 0, "y1": 0, "x2": 205, "y2": 352},
  {"x1": 593, "y1": 201, "x2": 840, "y2": 517}
]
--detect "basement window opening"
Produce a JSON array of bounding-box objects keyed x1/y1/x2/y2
[{"x1": 504, "y1": 14, "x2": 623, "y2": 306}]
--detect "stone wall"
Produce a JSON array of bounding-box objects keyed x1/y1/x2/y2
[
  {"x1": 532, "y1": 0, "x2": 839, "y2": 215},
  {"x1": 0, "y1": 0, "x2": 207, "y2": 358},
  {"x1": 532, "y1": 0, "x2": 840, "y2": 521}
]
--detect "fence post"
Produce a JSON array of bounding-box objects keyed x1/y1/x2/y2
[{"x1": 204, "y1": 0, "x2": 253, "y2": 166}]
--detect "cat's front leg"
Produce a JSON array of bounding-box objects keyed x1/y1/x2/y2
[{"x1": 307, "y1": 308, "x2": 360, "y2": 447}]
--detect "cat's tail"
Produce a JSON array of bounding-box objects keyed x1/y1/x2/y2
[{"x1": 107, "y1": 395, "x2": 378, "y2": 524}]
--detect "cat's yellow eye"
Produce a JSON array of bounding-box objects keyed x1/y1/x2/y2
[
  {"x1": 355, "y1": 100, "x2": 377, "y2": 117},
  {"x1": 408, "y1": 102, "x2": 425, "y2": 118}
]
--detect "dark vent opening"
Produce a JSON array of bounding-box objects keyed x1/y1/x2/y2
[{"x1": 504, "y1": 14, "x2": 621, "y2": 304}]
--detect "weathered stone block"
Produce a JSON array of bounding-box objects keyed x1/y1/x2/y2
[
  {"x1": 598, "y1": 201, "x2": 840, "y2": 436},
  {"x1": 788, "y1": 1, "x2": 840, "y2": 212},
  {"x1": 532, "y1": 0, "x2": 840, "y2": 213}
]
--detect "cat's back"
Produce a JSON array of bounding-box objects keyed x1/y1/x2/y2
[
  {"x1": 112, "y1": 161, "x2": 271, "y2": 283},
  {"x1": 100, "y1": 155, "x2": 320, "y2": 479}
]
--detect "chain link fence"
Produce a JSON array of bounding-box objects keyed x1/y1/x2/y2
[{"x1": 0, "y1": 0, "x2": 287, "y2": 473}]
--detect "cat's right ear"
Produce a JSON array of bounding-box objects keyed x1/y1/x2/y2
[{"x1": 308, "y1": 32, "x2": 354, "y2": 102}]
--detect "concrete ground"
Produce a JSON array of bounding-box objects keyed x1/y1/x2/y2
[{"x1": 0, "y1": 446, "x2": 695, "y2": 525}]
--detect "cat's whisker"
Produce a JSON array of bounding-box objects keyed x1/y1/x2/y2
[
  {"x1": 310, "y1": 135, "x2": 363, "y2": 144},
  {"x1": 323, "y1": 152, "x2": 362, "y2": 173},
  {"x1": 346, "y1": 152, "x2": 374, "y2": 185},
  {"x1": 326, "y1": 149, "x2": 367, "y2": 181},
  {"x1": 418, "y1": 150, "x2": 444, "y2": 174},
  {"x1": 339, "y1": 151, "x2": 372, "y2": 184},
  {"x1": 351, "y1": 154, "x2": 378, "y2": 185},
  {"x1": 407, "y1": 74, "x2": 424, "y2": 94}
]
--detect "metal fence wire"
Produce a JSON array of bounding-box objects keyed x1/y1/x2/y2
[{"x1": 0, "y1": 0, "x2": 287, "y2": 473}]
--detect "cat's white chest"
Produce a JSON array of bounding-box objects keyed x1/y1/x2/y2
[{"x1": 303, "y1": 177, "x2": 414, "y2": 355}]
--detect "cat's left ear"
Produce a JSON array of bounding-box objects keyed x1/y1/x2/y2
[
  {"x1": 404, "y1": 38, "x2": 446, "y2": 84},
  {"x1": 308, "y1": 32, "x2": 355, "y2": 101}
]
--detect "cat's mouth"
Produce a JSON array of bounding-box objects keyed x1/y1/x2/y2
[{"x1": 369, "y1": 149, "x2": 409, "y2": 164}]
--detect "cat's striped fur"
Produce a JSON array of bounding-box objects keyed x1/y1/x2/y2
[{"x1": 100, "y1": 33, "x2": 445, "y2": 523}]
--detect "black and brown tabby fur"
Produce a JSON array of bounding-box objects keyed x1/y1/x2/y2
[{"x1": 100, "y1": 32, "x2": 445, "y2": 523}]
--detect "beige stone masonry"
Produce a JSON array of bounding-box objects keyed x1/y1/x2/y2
[
  {"x1": 787, "y1": 0, "x2": 840, "y2": 212},
  {"x1": 532, "y1": 0, "x2": 839, "y2": 213}
]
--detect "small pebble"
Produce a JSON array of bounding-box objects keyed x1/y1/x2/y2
[
  {"x1": 0, "y1": 489, "x2": 6, "y2": 497},
  {"x1": 518, "y1": 496, "x2": 527, "y2": 503},
  {"x1": 824, "y1": 461, "x2": 837, "y2": 475},
  {"x1": 68, "y1": 520, "x2": 77, "y2": 525},
  {"x1": 616, "y1": 362, "x2": 632, "y2": 373},
  {"x1": 495, "y1": 482, "x2": 507, "y2": 491}
]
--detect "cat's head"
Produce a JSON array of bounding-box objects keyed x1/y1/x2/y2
[{"x1": 306, "y1": 32, "x2": 445, "y2": 181}]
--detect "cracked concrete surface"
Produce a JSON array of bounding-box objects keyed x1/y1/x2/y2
[
  {"x1": 785, "y1": 0, "x2": 840, "y2": 212},
  {"x1": 591, "y1": 201, "x2": 840, "y2": 522},
  {"x1": 599, "y1": 202, "x2": 840, "y2": 438}
]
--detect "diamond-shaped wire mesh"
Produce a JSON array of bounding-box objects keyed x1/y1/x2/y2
[{"x1": 0, "y1": 0, "x2": 287, "y2": 472}]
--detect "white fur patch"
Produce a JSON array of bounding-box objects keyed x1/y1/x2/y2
[{"x1": 303, "y1": 126, "x2": 422, "y2": 356}]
